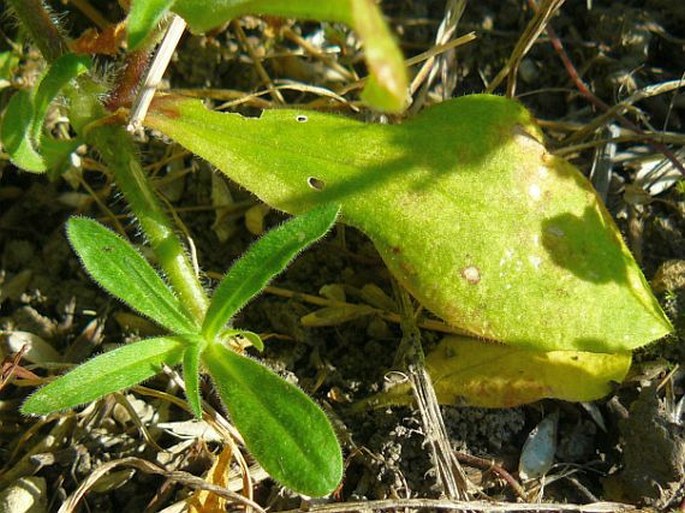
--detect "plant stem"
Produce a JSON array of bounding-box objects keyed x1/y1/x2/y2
[
  {"x1": 90, "y1": 124, "x2": 209, "y2": 322},
  {"x1": 8, "y1": 0, "x2": 66, "y2": 63}
]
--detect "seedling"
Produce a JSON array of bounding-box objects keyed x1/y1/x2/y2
[
  {"x1": 22, "y1": 206, "x2": 342, "y2": 497},
  {"x1": 1, "y1": 0, "x2": 674, "y2": 499}
]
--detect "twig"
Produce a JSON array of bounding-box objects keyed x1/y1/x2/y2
[
  {"x1": 394, "y1": 284, "x2": 472, "y2": 500},
  {"x1": 485, "y1": 0, "x2": 566, "y2": 96},
  {"x1": 283, "y1": 498, "x2": 638, "y2": 513},
  {"x1": 455, "y1": 452, "x2": 527, "y2": 501},
  {"x1": 127, "y1": 15, "x2": 187, "y2": 133},
  {"x1": 232, "y1": 20, "x2": 285, "y2": 105},
  {"x1": 57, "y1": 456, "x2": 266, "y2": 513}
]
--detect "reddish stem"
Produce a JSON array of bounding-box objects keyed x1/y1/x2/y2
[{"x1": 105, "y1": 48, "x2": 151, "y2": 111}]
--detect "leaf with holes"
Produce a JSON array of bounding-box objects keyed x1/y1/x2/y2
[{"x1": 146, "y1": 93, "x2": 672, "y2": 354}]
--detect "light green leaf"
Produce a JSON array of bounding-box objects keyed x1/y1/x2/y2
[
  {"x1": 0, "y1": 53, "x2": 89, "y2": 173},
  {"x1": 1, "y1": 90, "x2": 44, "y2": 172},
  {"x1": 203, "y1": 341, "x2": 342, "y2": 496},
  {"x1": 171, "y1": 0, "x2": 407, "y2": 112},
  {"x1": 32, "y1": 53, "x2": 90, "y2": 138},
  {"x1": 182, "y1": 339, "x2": 205, "y2": 418},
  {"x1": 202, "y1": 204, "x2": 338, "y2": 341},
  {"x1": 22, "y1": 336, "x2": 185, "y2": 415},
  {"x1": 127, "y1": 0, "x2": 176, "y2": 50},
  {"x1": 146, "y1": 94, "x2": 672, "y2": 353},
  {"x1": 67, "y1": 217, "x2": 198, "y2": 333}
]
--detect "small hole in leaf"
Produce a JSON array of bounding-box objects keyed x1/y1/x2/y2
[
  {"x1": 296, "y1": 114, "x2": 308, "y2": 123},
  {"x1": 307, "y1": 177, "x2": 325, "y2": 191}
]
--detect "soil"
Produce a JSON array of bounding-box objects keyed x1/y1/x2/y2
[{"x1": 1, "y1": 1, "x2": 684, "y2": 512}]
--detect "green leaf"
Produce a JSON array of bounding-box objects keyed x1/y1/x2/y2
[
  {"x1": 146, "y1": 94, "x2": 672, "y2": 353},
  {"x1": 203, "y1": 341, "x2": 342, "y2": 496},
  {"x1": 0, "y1": 53, "x2": 89, "y2": 173},
  {"x1": 32, "y1": 53, "x2": 90, "y2": 138},
  {"x1": 67, "y1": 217, "x2": 198, "y2": 333},
  {"x1": 182, "y1": 339, "x2": 205, "y2": 418},
  {"x1": 170, "y1": 0, "x2": 407, "y2": 112},
  {"x1": 202, "y1": 204, "x2": 338, "y2": 341},
  {"x1": 0, "y1": 50, "x2": 20, "y2": 90},
  {"x1": 127, "y1": 0, "x2": 176, "y2": 50},
  {"x1": 1, "y1": 90, "x2": 44, "y2": 172},
  {"x1": 236, "y1": 330, "x2": 264, "y2": 352},
  {"x1": 22, "y1": 336, "x2": 185, "y2": 415}
]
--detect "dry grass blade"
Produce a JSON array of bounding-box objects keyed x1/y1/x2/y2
[
  {"x1": 282, "y1": 498, "x2": 638, "y2": 513},
  {"x1": 57, "y1": 456, "x2": 267, "y2": 513},
  {"x1": 486, "y1": 0, "x2": 566, "y2": 96},
  {"x1": 410, "y1": 0, "x2": 467, "y2": 104},
  {"x1": 394, "y1": 285, "x2": 472, "y2": 501}
]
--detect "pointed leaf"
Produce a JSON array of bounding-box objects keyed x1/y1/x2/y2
[
  {"x1": 236, "y1": 330, "x2": 264, "y2": 352},
  {"x1": 183, "y1": 340, "x2": 205, "y2": 418},
  {"x1": 22, "y1": 336, "x2": 185, "y2": 415},
  {"x1": 147, "y1": 94, "x2": 672, "y2": 352},
  {"x1": 171, "y1": 0, "x2": 407, "y2": 112},
  {"x1": 127, "y1": 0, "x2": 176, "y2": 50},
  {"x1": 203, "y1": 341, "x2": 342, "y2": 496},
  {"x1": 67, "y1": 217, "x2": 198, "y2": 333},
  {"x1": 202, "y1": 204, "x2": 338, "y2": 340}
]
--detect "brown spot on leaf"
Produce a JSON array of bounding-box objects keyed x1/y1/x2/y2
[{"x1": 461, "y1": 265, "x2": 481, "y2": 285}]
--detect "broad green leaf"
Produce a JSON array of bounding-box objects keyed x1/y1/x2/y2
[
  {"x1": 0, "y1": 53, "x2": 89, "y2": 173},
  {"x1": 67, "y1": 217, "x2": 198, "y2": 333},
  {"x1": 203, "y1": 341, "x2": 342, "y2": 496},
  {"x1": 127, "y1": 0, "x2": 176, "y2": 50},
  {"x1": 22, "y1": 336, "x2": 185, "y2": 415},
  {"x1": 202, "y1": 204, "x2": 338, "y2": 340},
  {"x1": 182, "y1": 339, "x2": 205, "y2": 418},
  {"x1": 146, "y1": 94, "x2": 672, "y2": 353},
  {"x1": 171, "y1": 0, "x2": 407, "y2": 112}
]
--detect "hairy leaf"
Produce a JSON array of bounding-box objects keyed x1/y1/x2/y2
[
  {"x1": 203, "y1": 341, "x2": 342, "y2": 496},
  {"x1": 67, "y1": 217, "x2": 198, "y2": 333},
  {"x1": 1, "y1": 90, "x2": 44, "y2": 172},
  {"x1": 202, "y1": 204, "x2": 338, "y2": 340},
  {"x1": 171, "y1": 0, "x2": 407, "y2": 112},
  {"x1": 127, "y1": 0, "x2": 175, "y2": 50},
  {"x1": 182, "y1": 339, "x2": 205, "y2": 418},
  {"x1": 0, "y1": 53, "x2": 89, "y2": 173},
  {"x1": 147, "y1": 94, "x2": 672, "y2": 353},
  {"x1": 22, "y1": 336, "x2": 185, "y2": 415}
]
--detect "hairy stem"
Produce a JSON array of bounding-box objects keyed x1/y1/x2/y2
[
  {"x1": 91, "y1": 124, "x2": 209, "y2": 321},
  {"x1": 69, "y1": 80, "x2": 209, "y2": 322},
  {"x1": 8, "y1": 0, "x2": 67, "y2": 63}
]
